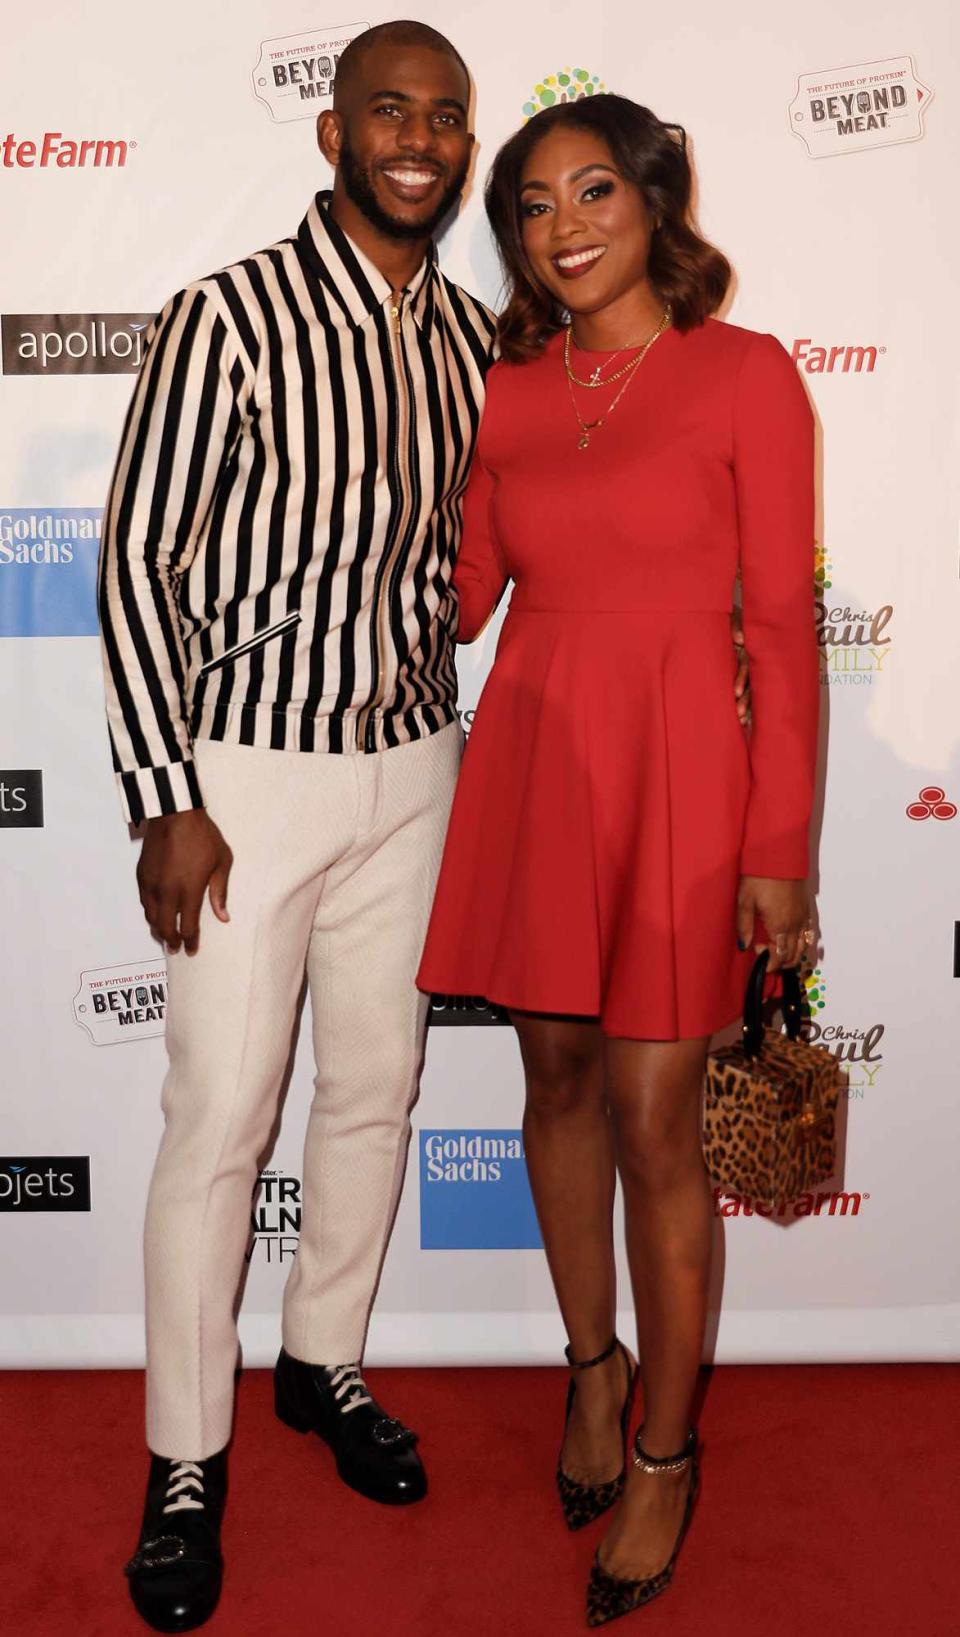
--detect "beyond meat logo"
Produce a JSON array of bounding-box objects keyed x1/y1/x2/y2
[
  {"x1": 789, "y1": 55, "x2": 932, "y2": 157},
  {"x1": 251, "y1": 23, "x2": 369, "y2": 121},
  {"x1": 73, "y1": 960, "x2": 168, "y2": 1045}
]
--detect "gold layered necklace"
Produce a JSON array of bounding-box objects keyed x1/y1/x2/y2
[{"x1": 564, "y1": 306, "x2": 672, "y2": 451}]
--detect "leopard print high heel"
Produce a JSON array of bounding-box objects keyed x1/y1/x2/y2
[
  {"x1": 585, "y1": 1428, "x2": 699, "y2": 1626},
  {"x1": 556, "y1": 1335, "x2": 638, "y2": 1531}
]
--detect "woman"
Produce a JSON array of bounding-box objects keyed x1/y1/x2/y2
[{"x1": 417, "y1": 95, "x2": 819, "y2": 1625}]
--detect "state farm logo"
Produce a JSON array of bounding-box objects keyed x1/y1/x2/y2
[
  {"x1": 789, "y1": 55, "x2": 932, "y2": 157},
  {"x1": 0, "y1": 1157, "x2": 91, "y2": 1212},
  {"x1": 1, "y1": 313, "x2": 153, "y2": 376},
  {"x1": 1, "y1": 132, "x2": 134, "y2": 169},
  {"x1": 251, "y1": 23, "x2": 368, "y2": 122},
  {"x1": 73, "y1": 959, "x2": 167, "y2": 1045},
  {"x1": 792, "y1": 339, "x2": 883, "y2": 375},
  {"x1": 906, "y1": 785, "x2": 957, "y2": 821},
  {"x1": 713, "y1": 1186, "x2": 867, "y2": 1219}
]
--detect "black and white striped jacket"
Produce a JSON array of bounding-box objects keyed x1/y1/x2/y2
[{"x1": 98, "y1": 192, "x2": 496, "y2": 824}]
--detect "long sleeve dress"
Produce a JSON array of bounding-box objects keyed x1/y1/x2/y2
[{"x1": 416, "y1": 319, "x2": 820, "y2": 1040}]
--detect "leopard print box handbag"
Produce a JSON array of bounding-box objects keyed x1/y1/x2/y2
[{"x1": 703, "y1": 952, "x2": 845, "y2": 1210}]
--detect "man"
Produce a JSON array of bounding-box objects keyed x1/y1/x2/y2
[{"x1": 100, "y1": 22, "x2": 494, "y2": 1631}]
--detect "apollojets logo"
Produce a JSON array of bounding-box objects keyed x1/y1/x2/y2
[{"x1": 524, "y1": 68, "x2": 606, "y2": 121}]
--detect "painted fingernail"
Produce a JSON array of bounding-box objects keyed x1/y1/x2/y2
[{"x1": 737, "y1": 938, "x2": 748, "y2": 951}]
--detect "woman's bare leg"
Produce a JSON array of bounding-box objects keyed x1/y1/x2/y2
[
  {"x1": 513, "y1": 1013, "x2": 632, "y2": 1482},
  {"x1": 598, "y1": 1035, "x2": 711, "y2": 1575}
]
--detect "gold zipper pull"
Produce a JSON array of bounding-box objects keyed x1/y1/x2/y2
[{"x1": 391, "y1": 294, "x2": 404, "y2": 331}]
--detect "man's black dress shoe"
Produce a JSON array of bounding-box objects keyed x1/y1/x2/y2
[
  {"x1": 274, "y1": 1346, "x2": 427, "y2": 1505},
  {"x1": 124, "y1": 1450, "x2": 227, "y2": 1633}
]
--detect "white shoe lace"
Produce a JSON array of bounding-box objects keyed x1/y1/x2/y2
[
  {"x1": 162, "y1": 1460, "x2": 205, "y2": 1515},
  {"x1": 325, "y1": 1363, "x2": 373, "y2": 1415}
]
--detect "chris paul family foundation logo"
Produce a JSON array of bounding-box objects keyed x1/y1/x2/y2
[
  {"x1": 814, "y1": 547, "x2": 893, "y2": 688},
  {"x1": 247, "y1": 1170, "x2": 302, "y2": 1265},
  {"x1": 73, "y1": 960, "x2": 168, "y2": 1045},
  {"x1": 524, "y1": 68, "x2": 606, "y2": 120},
  {"x1": 419, "y1": 1130, "x2": 542, "y2": 1250},
  {"x1": 1, "y1": 314, "x2": 153, "y2": 376},
  {"x1": 251, "y1": 24, "x2": 369, "y2": 120},
  {"x1": 789, "y1": 55, "x2": 932, "y2": 158},
  {"x1": 0, "y1": 508, "x2": 102, "y2": 637},
  {"x1": 800, "y1": 968, "x2": 884, "y2": 1099}
]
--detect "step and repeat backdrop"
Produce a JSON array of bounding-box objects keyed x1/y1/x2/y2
[{"x1": 2, "y1": 2, "x2": 958, "y2": 1368}]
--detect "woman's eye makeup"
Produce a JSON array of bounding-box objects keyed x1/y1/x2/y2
[
  {"x1": 581, "y1": 179, "x2": 615, "y2": 202},
  {"x1": 519, "y1": 177, "x2": 617, "y2": 217}
]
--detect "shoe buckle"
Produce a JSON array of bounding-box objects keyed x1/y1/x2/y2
[
  {"x1": 124, "y1": 1534, "x2": 187, "y2": 1575},
  {"x1": 372, "y1": 1416, "x2": 415, "y2": 1448}
]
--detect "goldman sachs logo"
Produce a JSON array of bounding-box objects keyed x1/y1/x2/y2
[{"x1": 0, "y1": 313, "x2": 154, "y2": 375}]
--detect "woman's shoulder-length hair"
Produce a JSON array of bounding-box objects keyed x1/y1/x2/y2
[{"x1": 485, "y1": 94, "x2": 732, "y2": 364}]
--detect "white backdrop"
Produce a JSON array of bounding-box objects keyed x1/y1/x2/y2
[{"x1": 2, "y1": 1, "x2": 958, "y2": 1368}]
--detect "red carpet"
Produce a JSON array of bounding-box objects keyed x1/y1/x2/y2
[{"x1": 3, "y1": 1363, "x2": 958, "y2": 1637}]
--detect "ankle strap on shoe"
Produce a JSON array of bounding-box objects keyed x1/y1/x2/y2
[
  {"x1": 632, "y1": 1427, "x2": 697, "y2": 1474},
  {"x1": 563, "y1": 1334, "x2": 619, "y2": 1371}
]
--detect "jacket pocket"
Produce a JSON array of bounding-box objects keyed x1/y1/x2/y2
[{"x1": 198, "y1": 610, "x2": 301, "y2": 677}]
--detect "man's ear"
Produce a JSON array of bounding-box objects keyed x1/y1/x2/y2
[{"x1": 317, "y1": 110, "x2": 343, "y2": 167}]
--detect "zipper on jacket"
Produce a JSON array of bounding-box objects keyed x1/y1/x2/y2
[
  {"x1": 197, "y1": 609, "x2": 301, "y2": 677},
  {"x1": 358, "y1": 292, "x2": 414, "y2": 752}
]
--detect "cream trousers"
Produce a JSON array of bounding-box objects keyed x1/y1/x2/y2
[{"x1": 143, "y1": 724, "x2": 461, "y2": 1458}]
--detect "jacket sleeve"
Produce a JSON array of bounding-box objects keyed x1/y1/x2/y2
[
  {"x1": 98, "y1": 285, "x2": 246, "y2": 824},
  {"x1": 453, "y1": 437, "x2": 509, "y2": 643},
  {"x1": 734, "y1": 333, "x2": 820, "y2": 878}
]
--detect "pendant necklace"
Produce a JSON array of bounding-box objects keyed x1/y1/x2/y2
[{"x1": 564, "y1": 306, "x2": 672, "y2": 451}]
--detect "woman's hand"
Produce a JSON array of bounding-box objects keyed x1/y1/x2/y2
[{"x1": 737, "y1": 876, "x2": 810, "y2": 971}]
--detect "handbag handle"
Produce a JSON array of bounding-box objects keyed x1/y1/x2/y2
[{"x1": 742, "y1": 950, "x2": 804, "y2": 1057}]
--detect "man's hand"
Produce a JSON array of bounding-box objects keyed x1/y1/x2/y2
[
  {"x1": 737, "y1": 876, "x2": 809, "y2": 972},
  {"x1": 137, "y1": 810, "x2": 233, "y2": 956},
  {"x1": 732, "y1": 617, "x2": 751, "y2": 726}
]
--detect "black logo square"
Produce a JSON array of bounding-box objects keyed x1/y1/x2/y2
[
  {"x1": 0, "y1": 770, "x2": 43, "y2": 827},
  {"x1": 0, "y1": 1156, "x2": 91, "y2": 1211}
]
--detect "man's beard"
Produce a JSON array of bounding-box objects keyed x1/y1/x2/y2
[{"x1": 338, "y1": 138, "x2": 468, "y2": 241}]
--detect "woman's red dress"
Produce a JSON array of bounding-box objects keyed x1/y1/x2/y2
[{"x1": 417, "y1": 320, "x2": 820, "y2": 1039}]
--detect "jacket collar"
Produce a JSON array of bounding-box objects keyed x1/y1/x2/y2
[{"x1": 297, "y1": 191, "x2": 436, "y2": 332}]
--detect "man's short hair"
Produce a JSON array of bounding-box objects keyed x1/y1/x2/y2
[{"x1": 334, "y1": 21, "x2": 470, "y2": 108}]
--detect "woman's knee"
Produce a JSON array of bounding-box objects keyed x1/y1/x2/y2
[
  {"x1": 608, "y1": 1079, "x2": 704, "y2": 1188},
  {"x1": 517, "y1": 1025, "x2": 604, "y2": 1119}
]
